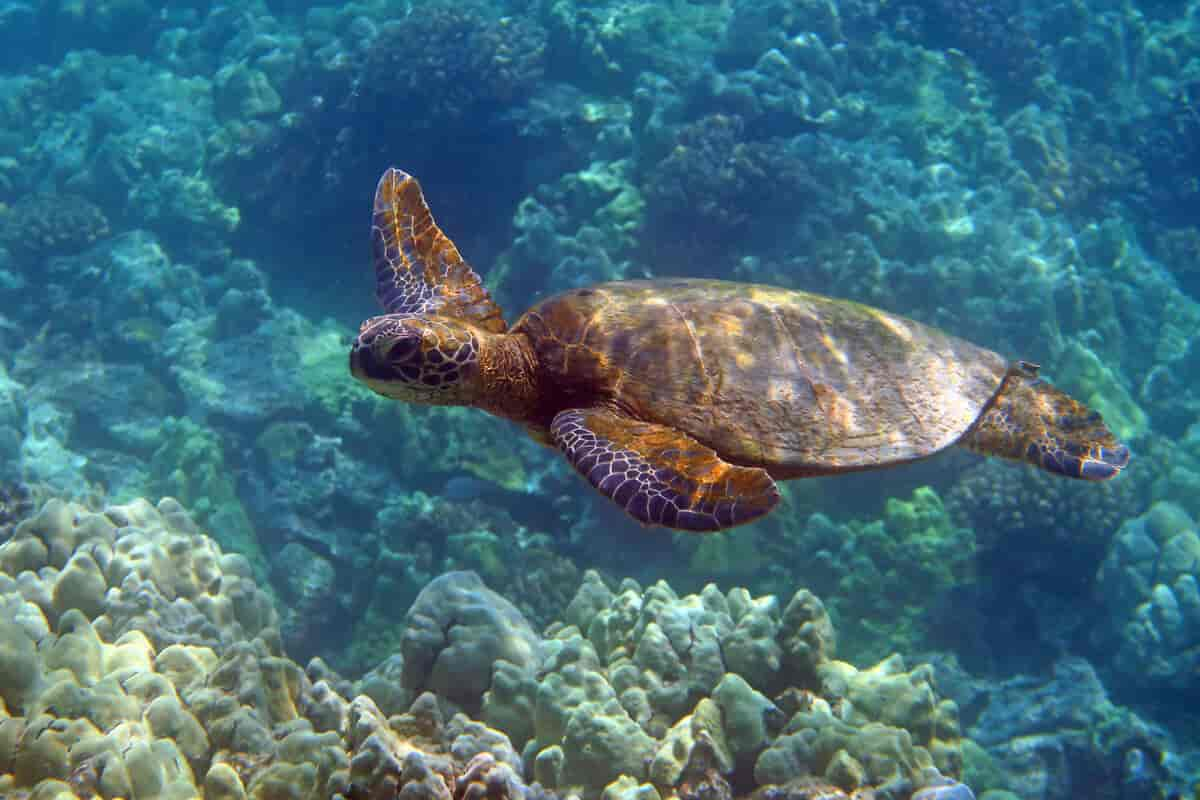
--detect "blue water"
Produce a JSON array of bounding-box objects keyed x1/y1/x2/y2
[{"x1": 0, "y1": 1, "x2": 1197, "y2": 798}]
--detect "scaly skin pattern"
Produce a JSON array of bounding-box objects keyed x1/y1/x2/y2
[
  {"x1": 350, "y1": 313, "x2": 538, "y2": 417},
  {"x1": 961, "y1": 366, "x2": 1131, "y2": 480},
  {"x1": 550, "y1": 407, "x2": 780, "y2": 532},
  {"x1": 372, "y1": 167, "x2": 507, "y2": 333},
  {"x1": 352, "y1": 167, "x2": 537, "y2": 413},
  {"x1": 353, "y1": 314, "x2": 480, "y2": 399}
]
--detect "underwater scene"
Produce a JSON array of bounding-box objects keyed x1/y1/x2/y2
[{"x1": 1, "y1": 0, "x2": 1199, "y2": 798}]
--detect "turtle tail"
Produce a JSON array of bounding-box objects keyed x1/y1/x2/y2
[{"x1": 960, "y1": 364, "x2": 1131, "y2": 481}]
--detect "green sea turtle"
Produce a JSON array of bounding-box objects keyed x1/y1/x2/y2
[{"x1": 350, "y1": 168, "x2": 1130, "y2": 532}]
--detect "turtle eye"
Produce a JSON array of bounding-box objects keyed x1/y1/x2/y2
[{"x1": 386, "y1": 334, "x2": 420, "y2": 363}]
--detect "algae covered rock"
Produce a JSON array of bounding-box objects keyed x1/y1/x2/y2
[
  {"x1": 0, "y1": 496, "x2": 277, "y2": 652},
  {"x1": 344, "y1": 691, "x2": 536, "y2": 800},
  {"x1": 0, "y1": 496, "x2": 349, "y2": 799},
  {"x1": 401, "y1": 571, "x2": 542, "y2": 714},
  {"x1": 521, "y1": 572, "x2": 964, "y2": 799},
  {"x1": 1, "y1": 493, "x2": 974, "y2": 800},
  {"x1": 967, "y1": 657, "x2": 1174, "y2": 800},
  {"x1": 1094, "y1": 502, "x2": 1200, "y2": 689}
]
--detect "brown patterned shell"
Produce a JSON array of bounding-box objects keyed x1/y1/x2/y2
[{"x1": 513, "y1": 278, "x2": 1009, "y2": 476}]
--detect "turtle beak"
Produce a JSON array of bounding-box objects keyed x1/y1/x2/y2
[
  {"x1": 350, "y1": 328, "x2": 387, "y2": 382},
  {"x1": 348, "y1": 336, "x2": 378, "y2": 382}
]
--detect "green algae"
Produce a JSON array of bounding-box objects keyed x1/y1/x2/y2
[
  {"x1": 1055, "y1": 340, "x2": 1148, "y2": 441},
  {"x1": 684, "y1": 525, "x2": 765, "y2": 577},
  {"x1": 829, "y1": 487, "x2": 975, "y2": 662},
  {"x1": 448, "y1": 529, "x2": 508, "y2": 585},
  {"x1": 960, "y1": 738, "x2": 1011, "y2": 795},
  {"x1": 297, "y1": 322, "x2": 377, "y2": 417},
  {"x1": 149, "y1": 417, "x2": 264, "y2": 579}
]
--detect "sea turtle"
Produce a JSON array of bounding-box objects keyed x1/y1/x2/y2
[{"x1": 350, "y1": 168, "x2": 1130, "y2": 532}]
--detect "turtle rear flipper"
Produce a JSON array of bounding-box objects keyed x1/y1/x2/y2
[
  {"x1": 551, "y1": 408, "x2": 781, "y2": 532},
  {"x1": 961, "y1": 366, "x2": 1130, "y2": 481}
]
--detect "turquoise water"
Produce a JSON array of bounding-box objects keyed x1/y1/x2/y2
[{"x1": 0, "y1": 1, "x2": 1197, "y2": 798}]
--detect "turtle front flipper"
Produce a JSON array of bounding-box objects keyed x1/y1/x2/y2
[
  {"x1": 551, "y1": 408, "x2": 781, "y2": 532},
  {"x1": 961, "y1": 364, "x2": 1131, "y2": 481},
  {"x1": 371, "y1": 167, "x2": 507, "y2": 333}
]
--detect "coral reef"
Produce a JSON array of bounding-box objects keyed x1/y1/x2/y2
[
  {"x1": 357, "y1": 1, "x2": 547, "y2": 127},
  {"x1": 400, "y1": 571, "x2": 542, "y2": 715},
  {"x1": 944, "y1": 459, "x2": 1145, "y2": 672},
  {"x1": 308, "y1": 474, "x2": 576, "y2": 674},
  {"x1": 543, "y1": 0, "x2": 725, "y2": 92},
  {"x1": 1093, "y1": 502, "x2": 1200, "y2": 691},
  {"x1": 897, "y1": 0, "x2": 1045, "y2": 94},
  {"x1": 1134, "y1": 79, "x2": 1200, "y2": 227},
  {"x1": 495, "y1": 571, "x2": 963, "y2": 799},
  {"x1": 772, "y1": 487, "x2": 976, "y2": 663},
  {"x1": 718, "y1": 0, "x2": 845, "y2": 71},
  {"x1": 206, "y1": 0, "x2": 553, "y2": 277},
  {"x1": 0, "y1": 495, "x2": 977, "y2": 800},
  {"x1": 0, "y1": 191, "x2": 110, "y2": 266},
  {"x1": 0, "y1": 495, "x2": 546, "y2": 800},
  {"x1": 640, "y1": 114, "x2": 826, "y2": 269},
  {"x1": 0, "y1": 481, "x2": 34, "y2": 541},
  {"x1": 937, "y1": 656, "x2": 1183, "y2": 800},
  {"x1": 492, "y1": 159, "x2": 644, "y2": 304},
  {"x1": 0, "y1": 497, "x2": 275, "y2": 652},
  {"x1": 2, "y1": 0, "x2": 1200, "y2": 793}
]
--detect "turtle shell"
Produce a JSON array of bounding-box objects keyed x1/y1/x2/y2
[{"x1": 513, "y1": 279, "x2": 1008, "y2": 477}]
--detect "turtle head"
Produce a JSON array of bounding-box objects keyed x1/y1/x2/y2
[{"x1": 350, "y1": 314, "x2": 485, "y2": 406}]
